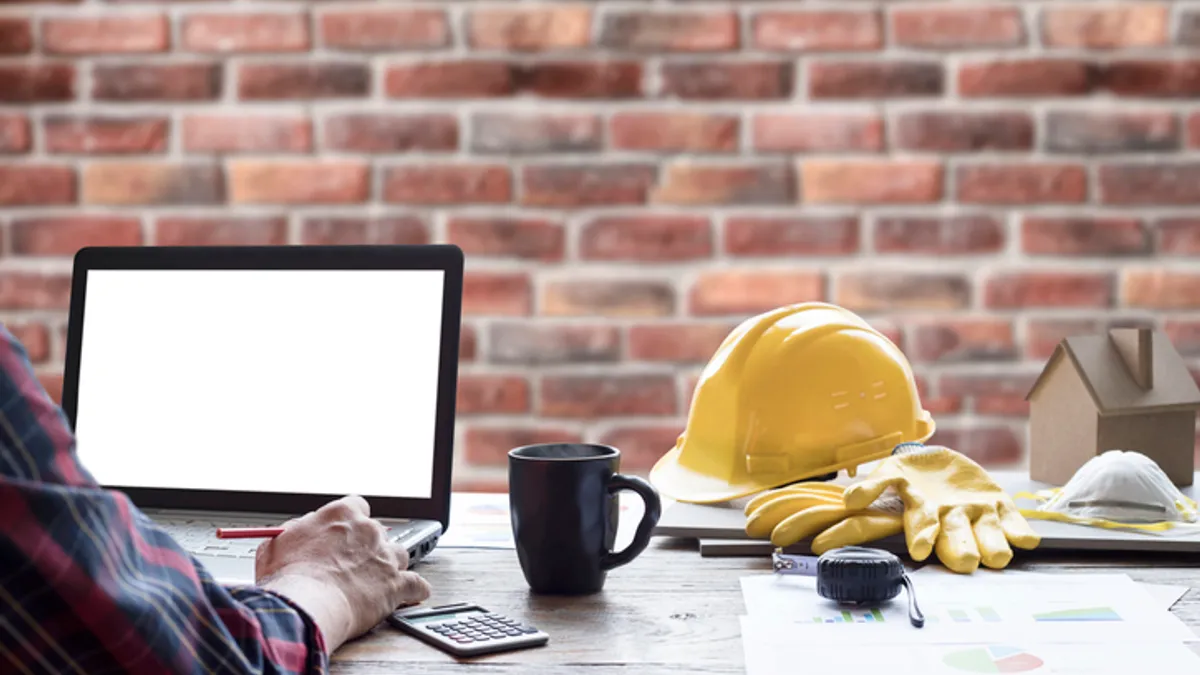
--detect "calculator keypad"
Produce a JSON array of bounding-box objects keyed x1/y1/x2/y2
[{"x1": 428, "y1": 614, "x2": 538, "y2": 644}]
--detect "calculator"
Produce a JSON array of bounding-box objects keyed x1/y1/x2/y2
[{"x1": 386, "y1": 602, "x2": 549, "y2": 657}]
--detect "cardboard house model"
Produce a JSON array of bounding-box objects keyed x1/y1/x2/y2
[{"x1": 1025, "y1": 327, "x2": 1200, "y2": 487}]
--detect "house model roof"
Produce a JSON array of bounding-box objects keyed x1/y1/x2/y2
[{"x1": 1025, "y1": 330, "x2": 1200, "y2": 415}]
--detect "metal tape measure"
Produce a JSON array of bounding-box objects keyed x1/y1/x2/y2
[{"x1": 773, "y1": 546, "x2": 925, "y2": 628}]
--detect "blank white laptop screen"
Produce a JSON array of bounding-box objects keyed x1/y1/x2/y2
[{"x1": 73, "y1": 269, "x2": 444, "y2": 499}]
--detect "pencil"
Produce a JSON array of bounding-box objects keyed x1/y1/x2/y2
[{"x1": 216, "y1": 527, "x2": 285, "y2": 539}]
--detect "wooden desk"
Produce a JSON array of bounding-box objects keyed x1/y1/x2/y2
[{"x1": 332, "y1": 540, "x2": 1200, "y2": 673}]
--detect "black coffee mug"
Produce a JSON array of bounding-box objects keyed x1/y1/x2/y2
[{"x1": 508, "y1": 443, "x2": 662, "y2": 595}]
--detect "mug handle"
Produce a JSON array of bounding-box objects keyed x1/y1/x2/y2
[{"x1": 600, "y1": 474, "x2": 662, "y2": 571}]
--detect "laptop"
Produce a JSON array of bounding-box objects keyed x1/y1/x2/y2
[{"x1": 60, "y1": 244, "x2": 463, "y2": 585}]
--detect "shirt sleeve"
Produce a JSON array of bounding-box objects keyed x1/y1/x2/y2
[{"x1": 0, "y1": 323, "x2": 329, "y2": 675}]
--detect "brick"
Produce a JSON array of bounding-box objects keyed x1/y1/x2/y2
[
  {"x1": 0, "y1": 115, "x2": 30, "y2": 153},
  {"x1": 93, "y1": 64, "x2": 219, "y2": 101},
  {"x1": 928, "y1": 427, "x2": 1023, "y2": 465},
  {"x1": 0, "y1": 17, "x2": 31, "y2": 54},
  {"x1": 1042, "y1": 5, "x2": 1168, "y2": 48},
  {"x1": 835, "y1": 273, "x2": 971, "y2": 311},
  {"x1": 0, "y1": 166, "x2": 75, "y2": 205},
  {"x1": 913, "y1": 374, "x2": 963, "y2": 416},
  {"x1": 464, "y1": 272, "x2": 532, "y2": 316},
  {"x1": 458, "y1": 375, "x2": 529, "y2": 414},
  {"x1": 1046, "y1": 111, "x2": 1178, "y2": 153},
  {"x1": 386, "y1": 61, "x2": 514, "y2": 98},
  {"x1": 610, "y1": 112, "x2": 738, "y2": 152},
  {"x1": 580, "y1": 216, "x2": 712, "y2": 261},
  {"x1": 910, "y1": 320, "x2": 1016, "y2": 363},
  {"x1": 1100, "y1": 164, "x2": 1200, "y2": 204},
  {"x1": 809, "y1": 61, "x2": 943, "y2": 98},
  {"x1": 463, "y1": 426, "x2": 583, "y2": 466},
  {"x1": 515, "y1": 61, "x2": 643, "y2": 98},
  {"x1": 45, "y1": 116, "x2": 168, "y2": 154},
  {"x1": 543, "y1": 280, "x2": 675, "y2": 317},
  {"x1": 83, "y1": 163, "x2": 220, "y2": 206},
  {"x1": 301, "y1": 216, "x2": 428, "y2": 246},
  {"x1": 690, "y1": 271, "x2": 824, "y2": 315},
  {"x1": 1190, "y1": 113, "x2": 1200, "y2": 148},
  {"x1": 320, "y1": 9, "x2": 448, "y2": 50},
  {"x1": 801, "y1": 161, "x2": 942, "y2": 204},
  {"x1": 894, "y1": 111, "x2": 1033, "y2": 152},
  {"x1": 183, "y1": 115, "x2": 311, "y2": 153},
  {"x1": 725, "y1": 216, "x2": 859, "y2": 256},
  {"x1": 753, "y1": 11, "x2": 882, "y2": 52},
  {"x1": 450, "y1": 476, "x2": 509, "y2": 492},
  {"x1": 447, "y1": 217, "x2": 564, "y2": 261},
  {"x1": 0, "y1": 273, "x2": 72, "y2": 310},
  {"x1": 325, "y1": 114, "x2": 458, "y2": 152},
  {"x1": 628, "y1": 323, "x2": 733, "y2": 363},
  {"x1": 238, "y1": 63, "x2": 369, "y2": 100},
  {"x1": 1100, "y1": 60, "x2": 1200, "y2": 97},
  {"x1": 384, "y1": 165, "x2": 511, "y2": 205},
  {"x1": 44, "y1": 15, "x2": 168, "y2": 54},
  {"x1": 597, "y1": 425, "x2": 685, "y2": 470},
  {"x1": 183, "y1": 13, "x2": 309, "y2": 52},
  {"x1": 468, "y1": 6, "x2": 591, "y2": 51},
  {"x1": 229, "y1": 161, "x2": 368, "y2": 204},
  {"x1": 8, "y1": 323, "x2": 49, "y2": 363},
  {"x1": 1021, "y1": 217, "x2": 1148, "y2": 256},
  {"x1": 651, "y1": 163, "x2": 794, "y2": 205},
  {"x1": 874, "y1": 216, "x2": 1005, "y2": 255},
  {"x1": 12, "y1": 216, "x2": 142, "y2": 255},
  {"x1": 1182, "y1": 12, "x2": 1200, "y2": 46},
  {"x1": 489, "y1": 323, "x2": 619, "y2": 365},
  {"x1": 985, "y1": 272, "x2": 1113, "y2": 308},
  {"x1": 1026, "y1": 318, "x2": 1111, "y2": 359},
  {"x1": 471, "y1": 113, "x2": 600, "y2": 153},
  {"x1": 157, "y1": 216, "x2": 288, "y2": 246},
  {"x1": 0, "y1": 64, "x2": 74, "y2": 102},
  {"x1": 753, "y1": 113, "x2": 883, "y2": 152},
  {"x1": 539, "y1": 375, "x2": 676, "y2": 418},
  {"x1": 893, "y1": 7, "x2": 1024, "y2": 49},
  {"x1": 39, "y1": 374, "x2": 63, "y2": 405},
  {"x1": 460, "y1": 325, "x2": 478, "y2": 362},
  {"x1": 522, "y1": 164, "x2": 655, "y2": 207},
  {"x1": 660, "y1": 62, "x2": 791, "y2": 99},
  {"x1": 940, "y1": 374, "x2": 1038, "y2": 418},
  {"x1": 1159, "y1": 219, "x2": 1200, "y2": 255},
  {"x1": 958, "y1": 60, "x2": 1094, "y2": 97},
  {"x1": 956, "y1": 164, "x2": 1088, "y2": 204},
  {"x1": 602, "y1": 10, "x2": 738, "y2": 52},
  {"x1": 1165, "y1": 320, "x2": 1200, "y2": 357},
  {"x1": 1123, "y1": 271, "x2": 1200, "y2": 309}
]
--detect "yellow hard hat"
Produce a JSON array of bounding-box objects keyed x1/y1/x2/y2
[{"x1": 649, "y1": 302, "x2": 935, "y2": 504}]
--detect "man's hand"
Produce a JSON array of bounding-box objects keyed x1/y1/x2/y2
[{"x1": 254, "y1": 495, "x2": 432, "y2": 653}]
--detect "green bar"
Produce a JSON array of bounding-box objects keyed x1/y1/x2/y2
[
  {"x1": 841, "y1": 611, "x2": 852, "y2": 622},
  {"x1": 812, "y1": 617, "x2": 821, "y2": 623},
  {"x1": 871, "y1": 608, "x2": 884, "y2": 621}
]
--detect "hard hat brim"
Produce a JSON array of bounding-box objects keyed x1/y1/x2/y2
[{"x1": 649, "y1": 447, "x2": 769, "y2": 504}]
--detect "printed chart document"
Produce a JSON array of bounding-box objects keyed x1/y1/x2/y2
[
  {"x1": 437, "y1": 491, "x2": 645, "y2": 550},
  {"x1": 739, "y1": 569, "x2": 1200, "y2": 674}
]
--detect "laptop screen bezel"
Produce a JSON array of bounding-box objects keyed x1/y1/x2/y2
[{"x1": 60, "y1": 245, "x2": 462, "y2": 532}]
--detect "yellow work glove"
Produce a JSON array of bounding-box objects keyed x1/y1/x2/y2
[
  {"x1": 743, "y1": 482, "x2": 904, "y2": 551},
  {"x1": 842, "y1": 443, "x2": 1041, "y2": 574}
]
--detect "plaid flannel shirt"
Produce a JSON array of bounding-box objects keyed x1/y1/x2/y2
[{"x1": 0, "y1": 324, "x2": 328, "y2": 674}]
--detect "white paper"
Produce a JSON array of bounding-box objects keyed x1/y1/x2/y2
[
  {"x1": 1139, "y1": 583, "x2": 1190, "y2": 611},
  {"x1": 741, "y1": 623, "x2": 1200, "y2": 675},
  {"x1": 910, "y1": 565, "x2": 1191, "y2": 612},
  {"x1": 437, "y1": 491, "x2": 646, "y2": 550},
  {"x1": 739, "y1": 572, "x2": 1197, "y2": 644}
]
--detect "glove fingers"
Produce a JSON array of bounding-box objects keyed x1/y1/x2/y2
[
  {"x1": 843, "y1": 475, "x2": 904, "y2": 511},
  {"x1": 972, "y1": 510, "x2": 1013, "y2": 570},
  {"x1": 770, "y1": 505, "x2": 848, "y2": 548},
  {"x1": 998, "y1": 501, "x2": 1042, "y2": 550},
  {"x1": 903, "y1": 502, "x2": 939, "y2": 562},
  {"x1": 811, "y1": 514, "x2": 904, "y2": 555},
  {"x1": 744, "y1": 483, "x2": 844, "y2": 516},
  {"x1": 744, "y1": 492, "x2": 844, "y2": 539},
  {"x1": 935, "y1": 506, "x2": 981, "y2": 574}
]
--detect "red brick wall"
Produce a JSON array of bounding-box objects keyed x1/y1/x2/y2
[{"x1": 1, "y1": 2, "x2": 1199, "y2": 492}]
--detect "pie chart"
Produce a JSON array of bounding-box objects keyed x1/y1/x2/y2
[{"x1": 943, "y1": 645, "x2": 1044, "y2": 673}]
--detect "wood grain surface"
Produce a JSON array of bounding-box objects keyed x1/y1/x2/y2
[{"x1": 331, "y1": 539, "x2": 1200, "y2": 673}]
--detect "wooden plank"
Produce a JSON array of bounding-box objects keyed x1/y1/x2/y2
[{"x1": 328, "y1": 542, "x2": 1200, "y2": 673}]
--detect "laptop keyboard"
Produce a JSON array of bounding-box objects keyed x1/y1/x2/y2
[{"x1": 155, "y1": 517, "x2": 272, "y2": 559}]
